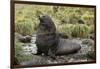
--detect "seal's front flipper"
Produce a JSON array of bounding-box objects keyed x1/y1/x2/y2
[{"x1": 48, "y1": 48, "x2": 56, "y2": 59}]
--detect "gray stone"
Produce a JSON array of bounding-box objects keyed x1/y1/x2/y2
[
  {"x1": 20, "y1": 55, "x2": 48, "y2": 66},
  {"x1": 82, "y1": 39, "x2": 94, "y2": 46},
  {"x1": 22, "y1": 43, "x2": 37, "y2": 55}
]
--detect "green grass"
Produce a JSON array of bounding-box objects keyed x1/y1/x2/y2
[
  {"x1": 14, "y1": 39, "x2": 23, "y2": 64},
  {"x1": 14, "y1": 39, "x2": 35, "y2": 64},
  {"x1": 72, "y1": 24, "x2": 89, "y2": 38},
  {"x1": 15, "y1": 4, "x2": 95, "y2": 37},
  {"x1": 57, "y1": 24, "x2": 90, "y2": 38},
  {"x1": 15, "y1": 21, "x2": 36, "y2": 36},
  {"x1": 57, "y1": 24, "x2": 73, "y2": 38},
  {"x1": 89, "y1": 25, "x2": 94, "y2": 34}
]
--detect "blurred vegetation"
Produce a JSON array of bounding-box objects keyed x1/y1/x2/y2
[
  {"x1": 15, "y1": 4, "x2": 95, "y2": 38},
  {"x1": 14, "y1": 39, "x2": 35, "y2": 64},
  {"x1": 87, "y1": 51, "x2": 96, "y2": 60},
  {"x1": 15, "y1": 21, "x2": 35, "y2": 36},
  {"x1": 72, "y1": 24, "x2": 90, "y2": 38},
  {"x1": 14, "y1": 39, "x2": 23, "y2": 64}
]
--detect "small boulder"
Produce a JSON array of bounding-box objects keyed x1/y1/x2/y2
[
  {"x1": 82, "y1": 39, "x2": 94, "y2": 46},
  {"x1": 15, "y1": 33, "x2": 31, "y2": 43},
  {"x1": 20, "y1": 55, "x2": 48, "y2": 66}
]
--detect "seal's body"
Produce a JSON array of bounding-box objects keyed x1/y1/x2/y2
[{"x1": 36, "y1": 15, "x2": 59, "y2": 58}]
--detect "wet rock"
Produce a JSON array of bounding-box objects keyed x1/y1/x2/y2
[
  {"x1": 19, "y1": 35, "x2": 31, "y2": 43},
  {"x1": 87, "y1": 51, "x2": 96, "y2": 60},
  {"x1": 15, "y1": 33, "x2": 31, "y2": 43},
  {"x1": 31, "y1": 34, "x2": 36, "y2": 44},
  {"x1": 22, "y1": 43, "x2": 37, "y2": 55},
  {"x1": 89, "y1": 33, "x2": 95, "y2": 40},
  {"x1": 17, "y1": 38, "x2": 95, "y2": 65},
  {"x1": 20, "y1": 55, "x2": 48, "y2": 66},
  {"x1": 82, "y1": 39, "x2": 94, "y2": 46}
]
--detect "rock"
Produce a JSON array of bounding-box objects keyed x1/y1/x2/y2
[
  {"x1": 68, "y1": 58, "x2": 88, "y2": 62},
  {"x1": 66, "y1": 38, "x2": 95, "y2": 62},
  {"x1": 15, "y1": 33, "x2": 31, "y2": 43},
  {"x1": 22, "y1": 43, "x2": 37, "y2": 55},
  {"x1": 15, "y1": 33, "x2": 23, "y2": 39},
  {"x1": 56, "y1": 39, "x2": 81, "y2": 55},
  {"x1": 20, "y1": 55, "x2": 48, "y2": 66},
  {"x1": 31, "y1": 34, "x2": 36, "y2": 44},
  {"x1": 82, "y1": 39, "x2": 94, "y2": 46},
  {"x1": 19, "y1": 35, "x2": 31, "y2": 43},
  {"x1": 89, "y1": 33, "x2": 94, "y2": 40},
  {"x1": 87, "y1": 51, "x2": 96, "y2": 60}
]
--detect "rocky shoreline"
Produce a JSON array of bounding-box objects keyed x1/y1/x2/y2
[{"x1": 15, "y1": 33, "x2": 95, "y2": 65}]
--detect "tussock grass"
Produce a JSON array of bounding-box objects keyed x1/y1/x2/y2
[
  {"x1": 72, "y1": 24, "x2": 89, "y2": 38},
  {"x1": 15, "y1": 21, "x2": 35, "y2": 36},
  {"x1": 15, "y1": 4, "x2": 94, "y2": 37},
  {"x1": 58, "y1": 24, "x2": 90, "y2": 38}
]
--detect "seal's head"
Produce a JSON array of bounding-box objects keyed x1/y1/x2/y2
[{"x1": 38, "y1": 15, "x2": 54, "y2": 24}]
